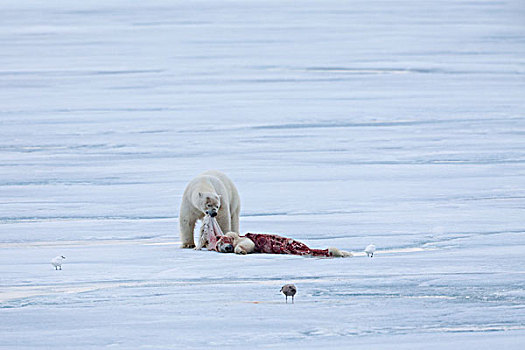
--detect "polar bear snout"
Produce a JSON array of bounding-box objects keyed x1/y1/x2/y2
[{"x1": 206, "y1": 209, "x2": 218, "y2": 217}]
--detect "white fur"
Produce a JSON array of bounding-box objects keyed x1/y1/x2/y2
[{"x1": 179, "y1": 170, "x2": 240, "y2": 248}]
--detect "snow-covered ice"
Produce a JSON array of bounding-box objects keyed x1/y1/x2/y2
[{"x1": 1, "y1": 0, "x2": 524, "y2": 348}]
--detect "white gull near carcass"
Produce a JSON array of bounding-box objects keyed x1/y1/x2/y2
[
  {"x1": 365, "y1": 244, "x2": 376, "y2": 258},
  {"x1": 51, "y1": 256, "x2": 66, "y2": 270}
]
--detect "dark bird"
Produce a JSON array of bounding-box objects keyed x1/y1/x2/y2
[{"x1": 280, "y1": 284, "x2": 297, "y2": 304}]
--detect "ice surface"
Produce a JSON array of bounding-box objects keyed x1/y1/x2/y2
[{"x1": 1, "y1": 0, "x2": 524, "y2": 348}]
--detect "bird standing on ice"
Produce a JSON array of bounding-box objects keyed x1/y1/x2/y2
[
  {"x1": 365, "y1": 244, "x2": 376, "y2": 257},
  {"x1": 280, "y1": 284, "x2": 297, "y2": 304},
  {"x1": 51, "y1": 256, "x2": 65, "y2": 270}
]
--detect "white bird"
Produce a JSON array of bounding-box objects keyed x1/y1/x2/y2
[
  {"x1": 365, "y1": 244, "x2": 376, "y2": 258},
  {"x1": 51, "y1": 255, "x2": 66, "y2": 270}
]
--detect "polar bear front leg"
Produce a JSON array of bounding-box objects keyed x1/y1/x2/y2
[
  {"x1": 230, "y1": 206, "x2": 240, "y2": 233},
  {"x1": 179, "y1": 205, "x2": 197, "y2": 248},
  {"x1": 195, "y1": 219, "x2": 209, "y2": 250},
  {"x1": 215, "y1": 210, "x2": 232, "y2": 235}
]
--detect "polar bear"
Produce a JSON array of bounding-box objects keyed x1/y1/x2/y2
[{"x1": 179, "y1": 170, "x2": 240, "y2": 248}]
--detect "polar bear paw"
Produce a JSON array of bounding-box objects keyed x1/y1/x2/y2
[{"x1": 181, "y1": 243, "x2": 196, "y2": 249}]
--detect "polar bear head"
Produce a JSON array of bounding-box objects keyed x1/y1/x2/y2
[{"x1": 196, "y1": 192, "x2": 221, "y2": 217}]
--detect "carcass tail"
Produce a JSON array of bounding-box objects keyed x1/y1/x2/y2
[{"x1": 328, "y1": 247, "x2": 353, "y2": 258}]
